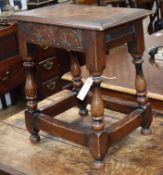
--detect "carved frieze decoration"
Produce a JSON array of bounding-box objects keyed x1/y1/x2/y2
[{"x1": 19, "y1": 22, "x2": 84, "y2": 52}]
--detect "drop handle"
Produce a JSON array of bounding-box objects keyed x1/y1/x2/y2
[
  {"x1": 42, "y1": 46, "x2": 49, "y2": 50},
  {"x1": 42, "y1": 60, "x2": 54, "y2": 70},
  {"x1": 46, "y1": 81, "x2": 56, "y2": 90},
  {"x1": 0, "y1": 70, "x2": 10, "y2": 82}
]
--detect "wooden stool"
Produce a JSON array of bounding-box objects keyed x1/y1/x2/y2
[{"x1": 10, "y1": 4, "x2": 153, "y2": 169}]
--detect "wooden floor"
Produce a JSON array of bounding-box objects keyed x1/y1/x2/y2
[{"x1": 0, "y1": 90, "x2": 163, "y2": 175}]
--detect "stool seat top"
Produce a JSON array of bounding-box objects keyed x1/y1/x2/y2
[{"x1": 10, "y1": 4, "x2": 151, "y2": 31}]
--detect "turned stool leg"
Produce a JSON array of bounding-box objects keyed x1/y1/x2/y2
[
  {"x1": 89, "y1": 76, "x2": 108, "y2": 169},
  {"x1": 23, "y1": 58, "x2": 40, "y2": 144},
  {"x1": 131, "y1": 54, "x2": 153, "y2": 135},
  {"x1": 69, "y1": 51, "x2": 88, "y2": 116}
]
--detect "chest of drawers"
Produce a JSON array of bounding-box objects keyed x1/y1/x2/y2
[
  {"x1": 28, "y1": 45, "x2": 73, "y2": 100},
  {"x1": 0, "y1": 23, "x2": 25, "y2": 96}
]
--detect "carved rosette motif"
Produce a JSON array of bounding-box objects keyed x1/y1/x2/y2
[
  {"x1": 20, "y1": 22, "x2": 54, "y2": 46},
  {"x1": 19, "y1": 22, "x2": 83, "y2": 51},
  {"x1": 53, "y1": 28, "x2": 83, "y2": 51}
]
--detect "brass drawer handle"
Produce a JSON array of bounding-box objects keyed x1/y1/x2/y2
[
  {"x1": 43, "y1": 46, "x2": 49, "y2": 50},
  {"x1": 39, "y1": 45, "x2": 49, "y2": 50},
  {"x1": 42, "y1": 60, "x2": 54, "y2": 70},
  {"x1": 0, "y1": 70, "x2": 10, "y2": 82},
  {"x1": 46, "y1": 81, "x2": 56, "y2": 90}
]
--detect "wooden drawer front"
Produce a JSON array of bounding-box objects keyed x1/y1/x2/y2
[
  {"x1": 28, "y1": 44, "x2": 56, "y2": 62},
  {"x1": 36, "y1": 46, "x2": 56, "y2": 61},
  {"x1": 0, "y1": 33, "x2": 19, "y2": 60},
  {"x1": 38, "y1": 77, "x2": 58, "y2": 99},
  {"x1": 0, "y1": 56, "x2": 25, "y2": 95},
  {"x1": 37, "y1": 56, "x2": 60, "y2": 81},
  {"x1": 38, "y1": 78, "x2": 69, "y2": 100}
]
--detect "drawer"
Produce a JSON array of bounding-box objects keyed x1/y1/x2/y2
[
  {"x1": 36, "y1": 56, "x2": 60, "y2": 82},
  {"x1": 37, "y1": 77, "x2": 70, "y2": 100},
  {"x1": 0, "y1": 23, "x2": 18, "y2": 61},
  {"x1": 28, "y1": 44, "x2": 56, "y2": 62},
  {"x1": 0, "y1": 33, "x2": 19, "y2": 60},
  {"x1": 36, "y1": 46, "x2": 56, "y2": 61},
  {"x1": 0, "y1": 56, "x2": 25, "y2": 95}
]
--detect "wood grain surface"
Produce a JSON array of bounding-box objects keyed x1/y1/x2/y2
[
  {"x1": 9, "y1": 4, "x2": 152, "y2": 30},
  {"x1": 0, "y1": 90, "x2": 162, "y2": 175}
]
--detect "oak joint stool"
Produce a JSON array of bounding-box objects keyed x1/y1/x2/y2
[{"x1": 10, "y1": 4, "x2": 153, "y2": 169}]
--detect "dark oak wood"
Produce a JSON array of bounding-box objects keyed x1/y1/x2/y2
[
  {"x1": 103, "y1": 95, "x2": 137, "y2": 114},
  {"x1": 105, "y1": 108, "x2": 144, "y2": 145},
  {"x1": 41, "y1": 91, "x2": 77, "y2": 116},
  {"x1": 70, "y1": 51, "x2": 88, "y2": 116},
  {"x1": 27, "y1": 0, "x2": 57, "y2": 10},
  {"x1": 10, "y1": 4, "x2": 153, "y2": 169},
  {"x1": 0, "y1": 55, "x2": 24, "y2": 95},
  {"x1": 25, "y1": 111, "x2": 90, "y2": 147},
  {"x1": 0, "y1": 23, "x2": 25, "y2": 97},
  {"x1": 28, "y1": 45, "x2": 73, "y2": 100}
]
